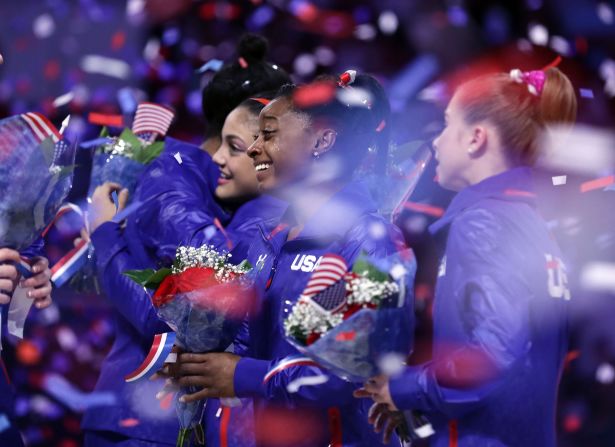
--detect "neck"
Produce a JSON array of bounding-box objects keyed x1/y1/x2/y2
[
  {"x1": 200, "y1": 136, "x2": 221, "y2": 156},
  {"x1": 284, "y1": 181, "x2": 343, "y2": 235},
  {"x1": 467, "y1": 148, "x2": 513, "y2": 187}
]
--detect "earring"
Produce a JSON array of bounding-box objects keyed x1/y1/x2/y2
[{"x1": 312, "y1": 151, "x2": 320, "y2": 160}]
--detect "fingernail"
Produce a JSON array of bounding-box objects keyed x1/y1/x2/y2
[
  {"x1": 165, "y1": 378, "x2": 173, "y2": 386},
  {"x1": 155, "y1": 392, "x2": 164, "y2": 400},
  {"x1": 179, "y1": 396, "x2": 186, "y2": 403},
  {"x1": 27, "y1": 291, "x2": 32, "y2": 298}
]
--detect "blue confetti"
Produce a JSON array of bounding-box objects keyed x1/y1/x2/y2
[
  {"x1": 0, "y1": 413, "x2": 10, "y2": 433},
  {"x1": 196, "y1": 59, "x2": 223, "y2": 74},
  {"x1": 80, "y1": 137, "x2": 114, "y2": 149},
  {"x1": 579, "y1": 88, "x2": 594, "y2": 99}
]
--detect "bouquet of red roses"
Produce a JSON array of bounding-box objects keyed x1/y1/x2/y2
[{"x1": 126, "y1": 245, "x2": 252, "y2": 446}]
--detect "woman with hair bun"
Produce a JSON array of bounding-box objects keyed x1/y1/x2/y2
[
  {"x1": 168, "y1": 72, "x2": 414, "y2": 447},
  {"x1": 357, "y1": 64, "x2": 577, "y2": 447},
  {"x1": 82, "y1": 34, "x2": 290, "y2": 447}
]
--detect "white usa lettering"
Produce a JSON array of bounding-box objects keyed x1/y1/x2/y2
[
  {"x1": 290, "y1": 254, "x2": 323, "y2": 272},
  {"x1": 545, "y1": 254, "x2": 571, "y2": 301}
]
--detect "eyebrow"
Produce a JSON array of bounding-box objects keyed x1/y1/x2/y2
[{"x1": 262, "y1": 115, "x2": 278, "y2": 122}]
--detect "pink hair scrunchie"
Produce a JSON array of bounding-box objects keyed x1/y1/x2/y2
[{"x1": 509, "y1": 68, "x2": 546, "y2": 96}]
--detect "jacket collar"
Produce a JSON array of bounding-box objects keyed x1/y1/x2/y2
[
  {"x1": 429, "y1": 167, "x2": 537, "y2": 235},
  {"x1": 266, "y1": 181, "x2": 378, "y2": 245}
]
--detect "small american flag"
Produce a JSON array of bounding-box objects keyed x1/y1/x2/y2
[
  {"x1": 311, "y1": 279, "x2": 347, "y2": 313},
  {"x1": 132, "y1": 102, "x2": 174, "y2": 138},
  {"x1": 21, "y1": 112, "x2": 61, "y2": 144},
  {"x1": 302, "y1": 254, "x2": 348, "y2": 298}
]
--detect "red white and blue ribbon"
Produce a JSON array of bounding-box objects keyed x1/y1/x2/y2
[
  {"x1": 263, "y1": 355, "x2": 320, "y2": 384},
  {"x1": 45, "y1": 203, "x2": 92, "y2": 288},
  {"x1": 50, "y1": 239, "x2": 90, "y2": 288},
  {"x1": 20, "y1": 112, "x2": 61, "y2": 143},
  {"x1": 125, "y1": 332, "x2": 177, "y2": 382},
  {"x1": 132, "y1": 102, "x2": 175, "y2": 137}
]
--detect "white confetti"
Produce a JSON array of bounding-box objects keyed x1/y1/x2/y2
[
  {"x1": 597, "y1": 2, "x2": 614, "y2": 25},
  {"x1": 596, "y1": 363, "x2": 615, "y2": 384},
  {"x1": 81, "y1": 55, "x2": 131, "y2": 80},
  {"x1": 551, "y1": 175, "x2": 567, "y2": 186},
  {"x1": 377, "y1": 352, "x2": 406, "y2": 376},
  {"x1": 33, "y1": 13, "x2": 55, "y2": 39},
  {"x1": 354, "y1": 24, "x2": 377, "y2": 41},
  {"x1": 528, "y1": 23, "x2": 549, "y2": 46},
  {"x1": 550, "y1": 36, "x2": 571, "y2": 56},
  {"x1": 53, "y1": 91, "x2": 75, "y2": 108},
  {"x1": 378, "y1": 11, "x2": 399, "y2": 35},
  {"x1": 580, "y1": 262, "x2": 615, "y2": 293},
  {"x1": 174, "y1": 152, "x2": 183, "y2": 164}
]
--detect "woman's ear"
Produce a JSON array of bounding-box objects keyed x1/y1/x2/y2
[
  {"x1": 467, "y1": 125, "x2": 488, "y2": 158},
  {"x1": 313, "y1": 128, "x2": 337, "y2": 156}
]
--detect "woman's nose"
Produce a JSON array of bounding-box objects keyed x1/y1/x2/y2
[{"x1": 247, "y1": 136, "x2": 262, "y2": 159}]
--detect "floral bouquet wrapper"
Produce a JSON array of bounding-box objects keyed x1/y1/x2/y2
[
  {"x1": 73, "y1": 103, "x2": 173, "y2": 292},
  {"x1": 86, "y1": 102, "x2": 174, "y2": 199},
  {"x1": 283, "y1": 250, "x2": 416, "y2": 382},
  {"x1": 0, "y1": 112, "x2": 75, "y2": 251},
  {"x1": 125, "y1": 245, "x2": 253, "y2": 446}
]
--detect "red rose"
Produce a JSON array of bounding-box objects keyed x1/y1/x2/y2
[
  {"x1": 306, "y1": 332, "x2": 321, "y2": 346},
  {"x1": 152, "y1": 274, "x2": 179, "y2": 307},
  {"x1": 174, "y1": 267, "x2": 219, "y2": 293}
]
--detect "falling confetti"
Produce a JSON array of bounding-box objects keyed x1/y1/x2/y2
[
  {"x1": 52, "y1": 92, "x2": 75, "y2": 108},
  {"x1": 580, "y1": 175, "x2": 615, "y2": 193},
  {"x1": 552, "y1": 175, "x2": 567, "y2": 186},
  {"x1": 579, "y1": 88, "x2": 594, "y2": 99},
  {"x1": 174, "y1": 152, "x2": 183, "y2": 164}
]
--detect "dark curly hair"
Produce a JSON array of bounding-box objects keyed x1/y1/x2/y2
[{"x1": 201, "y1": 34, "x2": 291, "y2": 140}]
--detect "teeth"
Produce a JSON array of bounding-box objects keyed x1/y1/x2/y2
[
  {"x1": 220, "y1": 172, "x2": 230, "y2": 179},
  {"x1": 255, "y1": 163, "x2": 271, "y2": 172}
]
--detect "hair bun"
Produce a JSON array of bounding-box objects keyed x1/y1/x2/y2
[{"x1": 237, "y1": 33, "x2": 268, "y2": 63}]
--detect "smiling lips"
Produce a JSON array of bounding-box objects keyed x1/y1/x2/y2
[
  {"x1": 218, "y1": 171, "x2": 231, "y2": 185},
  {"x1": 254, "y1": 162, "x2": 271, "y2": 172}
]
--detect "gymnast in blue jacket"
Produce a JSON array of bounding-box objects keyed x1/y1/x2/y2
[
  {"x1": 167, "y1": 73, "x2": 415, "y2": 447},
  {"x1": 358, "y1": 66, "x2": 577, "y2": 447},
  {"x1": 81, "y1": 34, "x2": 290, "y2": 447}
]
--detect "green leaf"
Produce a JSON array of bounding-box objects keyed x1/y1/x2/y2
[
  {"x1": 134, "y1": 141, "x2": 164, "y2": 165},
  {"x1": 99, "y1": 126, "x2": 109, "y2": 138},
  {"x1": 352, "y1": 256, "x2": 388, "y2": 282},
  {"x1": 124, "y1": 267, "x2": 172, "y2": 289},
  {"x1": 237, "y1": 259, "x2": 252, "y2": 272},
  {"x1": 118, "y1": 128, "x2": 141, "y2": 149}
]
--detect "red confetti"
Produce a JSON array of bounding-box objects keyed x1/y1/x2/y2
[
  {"x1": 335, "y1": 330, "x2": 356, "y2": 342},
  {"x1": 563, "y1": 414, "x2": 582, "y2": 432},
  {"x1": 503, "y1": 188, "x2": 537, "y2": 198},
  {"x1": 403, "y1": 201, "x2": 445, "y2": 218},
  {"x1": 159, "y1": 391, "x2": 174, "y2": 410},
  {"x1": 16, "y1": 340, "x2": 41, "y2": 365},
  {"x1": 292, "y1": 81, "x2": 336, "y2": 108},
  {"x1": 44, "y1": 59, "x2": 61, "y2": 80},
  {"x1": 375, "y1": 119, "x2": 386, "y2": 132},
  {"x1": 87, "y1": 112, "x2": 124, "y2": 127},
  {"x1": 564, "y1": 350, "x2": 580, "y2": 368},
  {"x1": 238, "y1": 57, "x2": 248, "y2": 68},
  {"x1": 580, "y1": 175, "x2": 615, "y2": 193},
  {"x1": 119, "y1": 418, "x2": 140, "y2": 427},
  {"x1": 111, "y1": 31, "x2": 126, "y2": 51}
]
